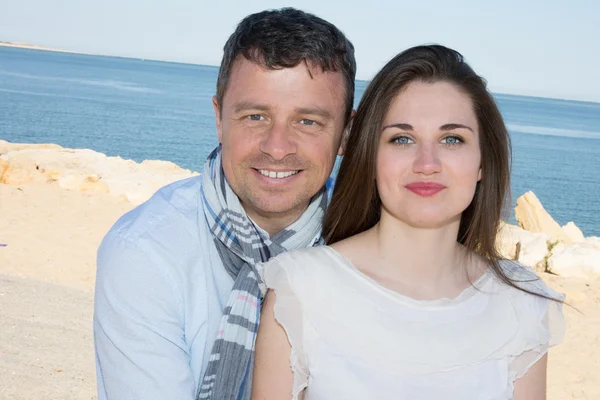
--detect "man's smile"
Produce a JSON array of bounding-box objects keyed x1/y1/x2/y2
[{"x1": 257, "y1": 169, "x2": 300, "y2": 179}]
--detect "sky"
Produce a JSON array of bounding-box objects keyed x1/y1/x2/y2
[{"x1": 1, "y1": 0, "x2": 599, "y2": 102}]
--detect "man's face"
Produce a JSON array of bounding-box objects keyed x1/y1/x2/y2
[{"x1": 213, "y1": 57, "x2": 348, "y2": 231}]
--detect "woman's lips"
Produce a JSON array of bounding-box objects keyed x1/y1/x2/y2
[{"x1": 405, "y1": 182, "x2": 446, "y2": 197}]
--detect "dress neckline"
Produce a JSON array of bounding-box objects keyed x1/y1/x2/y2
[{"x1": 322, "y1": 245, "x2": 492, "y2": 308}]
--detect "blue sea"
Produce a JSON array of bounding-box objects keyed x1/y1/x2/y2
[{"x1": 1, "y1": 46, "x2": 599, "y2": 236}]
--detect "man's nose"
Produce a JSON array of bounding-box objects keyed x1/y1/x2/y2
[{"x1": 259, "y1": 122, "x2": 298, "y2": 161}]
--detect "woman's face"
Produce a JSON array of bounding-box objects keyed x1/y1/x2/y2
[{"x1": 376, "y1": 80, "x2": 482, "y2": 229}]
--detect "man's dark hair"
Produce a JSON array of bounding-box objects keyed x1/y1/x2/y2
[{"x1": 216, "y1": 7, "x2": 356, "y2": 124}]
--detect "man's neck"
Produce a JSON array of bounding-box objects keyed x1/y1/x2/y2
[{"x1": 244, "y1": 203, "x2": 310, "y2": 237}]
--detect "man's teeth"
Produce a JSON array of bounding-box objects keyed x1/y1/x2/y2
[{"x1": 258, "y1": 170, "x2": 299, "y2": 179}]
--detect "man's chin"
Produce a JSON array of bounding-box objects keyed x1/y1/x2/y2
[{"x1": 243, "y1": 195, "x2": 309, "y2": 218}]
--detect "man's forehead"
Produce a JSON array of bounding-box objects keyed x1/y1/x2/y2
[
  {"x1": 229, "y1": 54, "x2": 341, "y2": 81},
  {"x1": 224, "y1": 58, "x2": 345, "y2": 105}
]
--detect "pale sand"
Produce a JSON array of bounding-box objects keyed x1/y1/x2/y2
[
  {"x1": 0, "y1": 183, "x2": 132, "y2": 399},
  {"x1": 0, "y1": 182, "x2": 598, "y2": 399}
]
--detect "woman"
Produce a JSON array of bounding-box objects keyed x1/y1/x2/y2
[{"x1": 251, "y1": 45, "x2": 564, "y2": 400}]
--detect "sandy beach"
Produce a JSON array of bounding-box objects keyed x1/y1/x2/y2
[
  {"x1": 0, "y1": 183, "x2": 131, "y2": 399},
  {"x1": 0, "y1": 171, "x2": 599, "y2": 399}
]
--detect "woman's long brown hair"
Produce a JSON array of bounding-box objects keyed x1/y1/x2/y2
[{"x1": 323, "y1": 45, "x2": 560, "y2": 301}]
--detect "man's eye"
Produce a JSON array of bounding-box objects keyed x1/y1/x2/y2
[
  {"x1": 248, "y1": 114, "x2": 264, "y2": 121},
  {"x1": 300, "y1": 119, "x2": 316, "y2": 126}
]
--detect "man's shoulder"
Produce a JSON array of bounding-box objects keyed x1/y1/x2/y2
[
  {"x1": 96, "y1": 173, "x2": 232, "y2": 303},
  {"x1": 105, "y1": 175, "x2": 205, "y2": 243}
]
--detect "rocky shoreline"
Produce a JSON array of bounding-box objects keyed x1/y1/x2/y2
[
  {"x1": 1, "y1": 139, "x2": 598, "y2": 280},
  {"x1": 0, "y1": 140, "x2": 198, "y2": 205},
  {"x1": 498, "y1": 191, "x2": 599, "y2": 279}
]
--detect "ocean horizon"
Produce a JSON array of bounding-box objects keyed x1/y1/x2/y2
[{"x1": 1, "y1": 46, "x2": 599, "y2": 236}]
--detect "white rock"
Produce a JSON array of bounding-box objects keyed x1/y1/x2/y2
[
  {"x1": 57, "y1": 173, "x2": 109, "y2": 193},
  {"x1": 562, "y1": 221, "x2": 585, "y2": 243},
  {"x1": 515, "y1": 191, "x2": 572, "y2": 243},
  {"x1": 0, "y1": 141, "x2": 198, "y2": 204},
  {"x1": 496, "y1": 222, "x2": 549, "y2": 263},
  {"x1": 496, "y1": 223, "x2": 519, "y2": 259},
  {"x1": 0, "y1": 139, "x2": 62, "y2": 154},
  {"x1": 547, "y1": 237, "x2": 600, "y2": 278},
  {"x1": 517, "y1": 234, "x2": 550, "y2": 269}
]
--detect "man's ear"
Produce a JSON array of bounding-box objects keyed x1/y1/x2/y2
[
  {"x1": 212, "y1": 96, "x2": 223, "y2": 143},
  {"x1": 337, "y1": 110, "x2": 356, "y2": 156}
]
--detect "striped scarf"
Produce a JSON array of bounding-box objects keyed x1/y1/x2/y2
[{"x1": 197, "y1": 146, "x2": 331, "y2": 400}]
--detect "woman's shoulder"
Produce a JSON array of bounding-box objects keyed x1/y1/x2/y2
[
  {"x1": 486, "y1": 260, "x2": 566, "y2": 379},
  {"x1": 487, "y1": 259, "x2": 566, "y2": 346},
  {"x1": 493, "y1": 259, "x2": 564, "y2": 302},
  {"x1": 271, "y1": 245, "x2": 335, "y2": 263},
  {"x1": 260, "y1": 246, "x2": 344, "y2": 292},
  {"x1": 264, "y1": 245, "x2": 339, "y2": 274}
]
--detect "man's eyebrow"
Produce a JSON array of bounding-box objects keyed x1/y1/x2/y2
[
  {"x1": 232, "y1": 101, "x2": 270, "y2": 113},
  {"x1": 295, "y1": 107, "x2": 333, "y2": 119},
  {"x1": 382, "y1": 123, "x2": 413, "y2": 131},
  {"x1": 440, "y1": 123, "x2": 474, "y2": 132}
]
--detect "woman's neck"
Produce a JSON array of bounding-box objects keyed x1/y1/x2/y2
[{"x1": 359, "y1": 209, "x2": 479, "y2": 300}]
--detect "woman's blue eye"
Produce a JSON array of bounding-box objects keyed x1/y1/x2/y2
[
  {"x1": 442, "y1": 136, "x2": 463, "y2": 145},
  {"x1": 393, "y1": 136, "x2": 413, "y2": 145}
]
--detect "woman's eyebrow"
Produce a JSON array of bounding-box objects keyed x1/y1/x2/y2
[
  {"x1": 382, "y1": 122, "x2": 413, "y2": 131},
  {"x1": 381, "y1": 122, "x2": 474, "y2": 132},
  {"x1": 440, "y1": 123, "x2": 474, "y2": 132}
]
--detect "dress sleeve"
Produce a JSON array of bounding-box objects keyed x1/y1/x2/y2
[
  {"x1": 262, "y1": 256, "x2": 309, "y2": 400},
  {"x1": 508, "y1": 279, "x2": 566, "y2": 380}
]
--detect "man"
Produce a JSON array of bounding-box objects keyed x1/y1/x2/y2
[{"x1": 93, "y1": 7, "x2": 356, "y2": 400}]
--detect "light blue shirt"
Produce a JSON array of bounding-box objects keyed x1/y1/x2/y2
[{"x1": 94, "y1": 176, "x2": 234, "y2": 400}]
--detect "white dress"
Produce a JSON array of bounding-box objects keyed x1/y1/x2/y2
[{"x1": 261, "y1": 246, "x2": 565, "y2": 400}]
